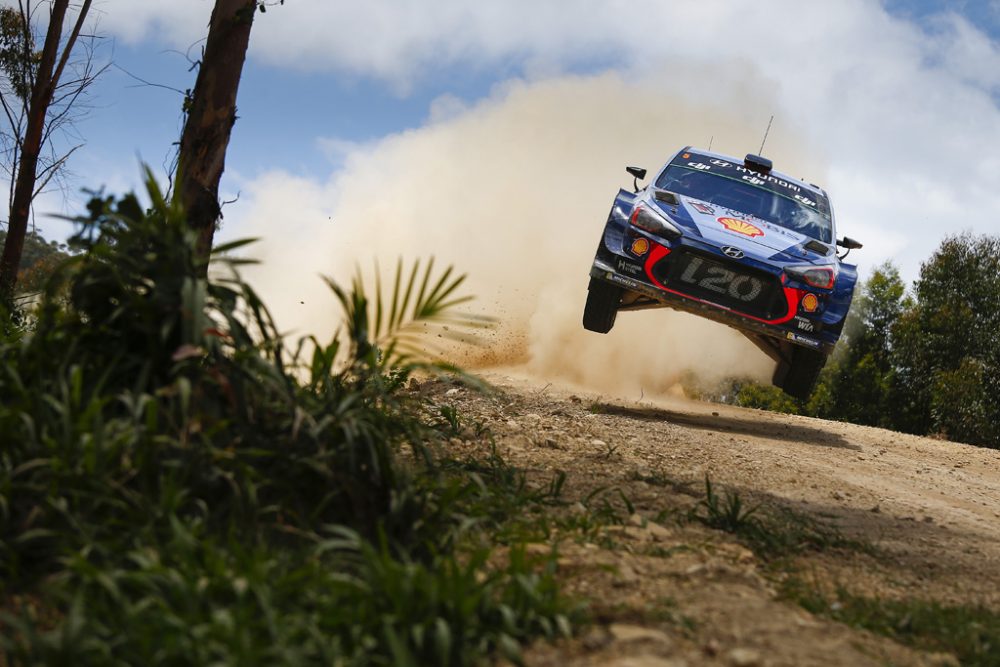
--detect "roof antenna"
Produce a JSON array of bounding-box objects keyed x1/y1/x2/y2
[
  {"x1": 707, "y1": 135, "x2": 714, "y2": 151},
  {"x1": 758, "y1": 115, "x2": 773, "y2": 155}
]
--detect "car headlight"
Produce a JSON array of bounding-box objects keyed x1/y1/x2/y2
[
  {"x1": 629, "y1": 205, "x2": 682, "y2": 240},
  {"x1": 785, "y1": 265, "x2": 836, "y2": 289}
]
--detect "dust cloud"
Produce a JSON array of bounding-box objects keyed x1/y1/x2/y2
[{"x1": 237, "y1": 69, "x2": 827, "y2": 398}]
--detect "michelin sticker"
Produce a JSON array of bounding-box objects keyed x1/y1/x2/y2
[
  {"x1": 785, "y1": 331, "x2": 821, "y2": 347},
  {"x1": 609, "y1": 273, "x2": 640, "y2": 289}
]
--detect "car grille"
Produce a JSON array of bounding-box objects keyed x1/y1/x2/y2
[{"x1": 651, "y1": 249, "x2": 787, "y2": 320}]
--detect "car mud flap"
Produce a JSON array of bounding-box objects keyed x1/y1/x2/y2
[
  {"x1": 772, "y1": 358, "x2": 791, "y2": 388},
  {"x1": 746, "y1": 333, "x2": 798, "y2": 389}
]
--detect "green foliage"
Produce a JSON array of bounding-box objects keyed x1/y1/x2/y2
[
  {"x1": 690, "y1": 477, "x2": 869, "y2": 562},
  {"x1": 329, "y1": 256, "x2": 490, "y2": 374},
  {"x1": 783, "y1": 578, "x2": 1000, "y2": 667},
  {"x1": 802, "y1": 366, "x2": 836, "y2": 418},
  {"x1": 730, "y1": 264, "x2": 909, "y2": 423},
  {"x1": 826, "y1": 262, "x2": 909, "y2": 427},
  {"x1": 929, "y1": 357, "x2": 992, "y2": 445},
  {"x1": 0, "y1": 171, "x2": 575, "y2": 664},
  {"x1": 0, "y1": 229, "x2": 71, "y2": 295},
  {"x1": 890, "y1": 234, "x2": 1000, "y2": 447},
  {"x1": 721, "y1": 242, "x2": 1000, "y2": 449},
  {"x1": 693, "y1": 476, "x2": 759, "y2": 533},
  {"x1": 0, "y1": 6, "x2": 38, "y2": 101},
  {"x1": 734, "y1": 381, "x2": 801, "y2": 415},
  {"x1": 1, "y1": 525, "x2": 571, "y2": 666}
]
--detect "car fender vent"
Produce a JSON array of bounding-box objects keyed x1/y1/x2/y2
[
  {"x1": 804, "y1": 240, "x2": 832, "y2": 256},
  {"x1": 654, "y1": 189, "x2": 679, "y2": 205}
]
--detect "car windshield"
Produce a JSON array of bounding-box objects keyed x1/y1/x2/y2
[{"x1": 654, "y1": 165, "x2": 833, "y2": 243}]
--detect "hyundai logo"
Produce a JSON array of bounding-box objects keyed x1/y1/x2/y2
[{"x1": 722, "y1": 246, "x2": 744, "y2": 259}]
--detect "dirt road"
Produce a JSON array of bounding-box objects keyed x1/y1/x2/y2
[{"x1": 430, "y1": 371, "x2": 1000, "y2": 666}]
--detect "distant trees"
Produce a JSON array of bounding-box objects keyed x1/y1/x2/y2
[
  {"x1": 0, "y1": 0, "x2": 101, "y2": 300},
  {"x1": 0, "y1": 227, "x2": 69, "y2": 293},
  {"x1": 891, "y1": 234, "x2": 1000, "y2": 447},
  {"x1": 733, "y1": 234, "x2": 1000, "y2": 449},
  {"x1": 826, "y1": 263, "x2": 909, "y2": 427},
  {"x1": 0, "y1": 0, "x2": 272, "y2": 296}
]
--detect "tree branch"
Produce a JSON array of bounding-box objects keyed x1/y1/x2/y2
[
  {"x1": 32, "y1": 142, "x2": 80, "y2": 198},
  {"x1": 0, "y1": 93, "x2": 24, "y2": 141},
  {"x1": 49, "y1": 0, "x2": 92, "y2": 97},
  {"x1": 112, "y1": 62, "x2": 186, "y2": 96}
]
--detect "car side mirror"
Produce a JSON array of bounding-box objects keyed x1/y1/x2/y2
[
  {"x1": 837, "y1": 237, "x2": 863, "y2": 250},
  {"x1": 626, "y1": 166, "x2": 647, "y2": 193},
  {"x1": 836, "y1": 236, "x2": 862, "y2": 260}
]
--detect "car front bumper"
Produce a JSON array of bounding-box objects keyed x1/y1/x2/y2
[{"x1": 589, "y1": 254, "x2": 835, "y2": 356}]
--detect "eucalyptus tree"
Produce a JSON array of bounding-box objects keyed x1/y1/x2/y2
[
  {"x1": 0, "y1": 0, "x2": 102, "y2": 298},
  {"x1": 176, "y1": 0, "x2": 280, "y2": 265}
]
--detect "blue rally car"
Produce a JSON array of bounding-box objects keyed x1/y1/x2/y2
[{"x1": 583, "y1": 147, "x2": 862, "y2": 399}]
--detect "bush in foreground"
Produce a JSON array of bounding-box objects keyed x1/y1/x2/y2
[{"x1": 0, "y1": 173, "x2": 573, "y2": 664}]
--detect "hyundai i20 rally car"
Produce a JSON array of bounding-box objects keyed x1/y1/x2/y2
[{"x1": 583, "y1": 147, "x2": 863, "y2": 399}]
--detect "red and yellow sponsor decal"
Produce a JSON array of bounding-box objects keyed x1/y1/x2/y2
[
  {"x1": 717, "y1": 217, "x2": 764, "y2": 238},
  {"x1": 801, "y1": 293, "x2": 819, "y2": 313},
  {"x1": 630, "y1": 237, "x2": 649, "y2": 256}
]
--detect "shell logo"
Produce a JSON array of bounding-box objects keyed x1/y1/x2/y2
[
  {"x1": 717, "y1": 217, "x2": 764, "y2": 238},
  {"x1": 801, "y1": 293, "x2": 820, "y2": 313}
]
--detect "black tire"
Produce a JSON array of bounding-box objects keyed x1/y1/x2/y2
[
  {"x1": 583, "y1": 278, "x2": 622, "y2": 333},
  {"x1": 773, "y1": 346, "x2": 827, "y2": 400}
]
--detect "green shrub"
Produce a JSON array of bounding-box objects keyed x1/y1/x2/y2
[
  {"x1": 733, "y1": 382, "x2": 801, "y2": 414},
  {"x1": 783, "y1": 579, "x2": 1000, "y2": 667},
  {"x1": 0, "y1": 171, "x2": 575, "y2": 664},
  {"x1": 1, "y1": 522, "x2": 571, "y2": 666}
]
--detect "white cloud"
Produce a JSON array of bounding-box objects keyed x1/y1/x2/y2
[
  {"x1": 315, "y1": 136, "x2": 376, "y2": 168},
  {"x1": 92, "y1": 0, "x2": 209, "y2": 47},
  {"x1": 926, "y1": 13, "x2": 1000, "y2": 91},
  {"x1": 97, "y1": 0, "x2": 1000, "y2": 283}
]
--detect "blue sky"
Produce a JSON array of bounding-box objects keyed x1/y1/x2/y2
[
  {"x1": 886, "y1": 0, "x2": 1000, "y2": 33},
  {"x1": 67, "y1": 3, "x2": 643, "y2": 194},
  {"x1": 12, "y1": 1, "x2": 1000, "y2": 330},
  {"x1": 5, "y1": 0, "x2": 996, "y2": 384},
  {"x1": 47, "y1": 1, "x2": 997, "y2": 212},
  {"x1": 73, "y1": 41, "x2": 510, "y2": 184}
]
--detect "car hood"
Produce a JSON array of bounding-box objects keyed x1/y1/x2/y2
[{"x1": 653, "y1": 195, "x2": 833, "y2": 264}]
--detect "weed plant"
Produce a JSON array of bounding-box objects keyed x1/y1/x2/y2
[
  {"x1": 0, "y1": 172, "x2": 573, "y2": 664},
  {"x1": 783, "y1": 578, "x2": 1000, "y2": 666},
  {"x1": 691, "y1": 477, "x2": 869, "y2": 561}
]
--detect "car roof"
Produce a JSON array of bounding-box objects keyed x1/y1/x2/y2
[{"x1": 678, "y1": 146, "x2": 828, "y2": 199}]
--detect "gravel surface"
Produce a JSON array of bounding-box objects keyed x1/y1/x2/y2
[{"x1": 426, "y1": 370, "x2": 1000, "y2": 666}]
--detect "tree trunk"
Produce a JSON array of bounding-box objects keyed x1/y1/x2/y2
[
  {"x1": 0, "y1": 0, "x2": 68, "y2": 299},
  {"x1": 175, "y1": 0, "x2": 256, "y2": 265},
  {"x1": 0, "y1": 0, "x2": 92, "y2": 300}
]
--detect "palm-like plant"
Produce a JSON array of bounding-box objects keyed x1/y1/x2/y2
[{"x1": 327, "y1": 258, "x2": 493, "y2": 375}]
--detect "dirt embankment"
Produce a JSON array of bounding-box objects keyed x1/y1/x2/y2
[{"x1": 429, "y1": 371, "x2": 1000, "y2": 667}]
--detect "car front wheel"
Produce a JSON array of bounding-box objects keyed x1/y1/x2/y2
[{"x1": 583, "y1": 278, "x2": 622, "y2": 333}]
